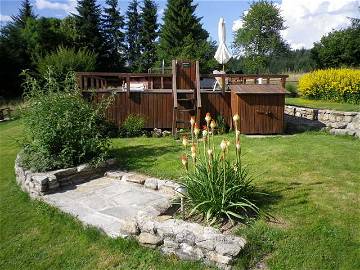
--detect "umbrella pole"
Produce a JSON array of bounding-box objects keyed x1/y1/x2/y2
[{"x1": 222, "y1": 64, "x2": 224, "y2": 71}]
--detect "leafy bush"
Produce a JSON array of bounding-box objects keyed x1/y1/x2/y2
[
  {"x1": 180, "y1": 114, "x2": 264, "y2": 224},
  {"x1": 36, "y1": 46, "x2": 96, "y2": 83},
  {"x1": 20, "y1": 69, "x2": 112, "y2": 172},
  {"x1": 285, "y1": 83, "x2": 298, "y2": 97},
  {"x1": 298, "y1": 69, "x2": 360, "y2": 104},
  {"x1": 120, "y1": 114, "x2": 145, "y2": 137},
  {"x1": 216, "y1": 114, "x2": 229, "y2": 134}
]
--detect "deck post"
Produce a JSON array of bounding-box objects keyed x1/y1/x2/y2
[
  {"x1": 221, "y1": 75, "x2": 226, "y2": 94},
  {"x1": 281, "y1": 77, "x2": 286, "y2": 88},
  {"x1": 126, "y1": 75, "x2": 130, "y2": 98},
  {"x1": 172, "y1": 60, "x2": 177, "y2": 136},
  {"x1": 195, "y1": 60, "x2": 201, "y2": 124}
]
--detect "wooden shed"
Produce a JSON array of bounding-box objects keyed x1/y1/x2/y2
[{"x1": 230, "y1": 84, "x2": 288, "y2": 134}]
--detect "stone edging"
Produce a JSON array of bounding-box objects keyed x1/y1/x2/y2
[
  {"x1": 101, "y1": 170, "x2": 247, "y2": 269},
  {"x1": 14, "y1": 155, "x2": 117, "y2": 198},
  {"x1": 15, "y1": 158, "x2": 246, "y2": 269},
  {"x1": 285, "y1": 105, "x2": 360, "y2": 137}
]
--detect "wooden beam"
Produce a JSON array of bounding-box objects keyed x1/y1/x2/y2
[
  {"x1": 172, "y1": 60, "x2": 177, "y2": 108},
  {"x1": 126, "y1": 75, "x2": 130, "y2": 98}
]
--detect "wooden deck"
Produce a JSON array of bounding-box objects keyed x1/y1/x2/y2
[
  {"x1": 84, "y1": 89, "x2": 232, "y2": 129},
  {"x1": 78, "y1": 67, "x2": 288, "y2": 134}
]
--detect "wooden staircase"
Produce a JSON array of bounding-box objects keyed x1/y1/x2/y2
[{"x1": 172, "y1": 60, "x2": 202, "y2": 138}]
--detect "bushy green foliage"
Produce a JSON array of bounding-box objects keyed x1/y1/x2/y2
[
  {"x1": 215, "y1": 115, "x2": 228, "y2": 134},
  {"x1": 180, "y1": 114, "x2": 263, "y2": 224},
  {"x1": 120, "y1": 114, "x2": 145, "y2": 137},
  {"x1": 311, "y1": 26, "x2": 360, "y2": 69},
  {"x1": 233, "y1": 0, "x2": 289, "y2": 73},
  {"x1": 20, "y1": 69, "x2": 112, "y2": 172},
  {"x1": 298, "y1": 69, "x2": 360, "y2": 104},
  {"x1": 36, "y1": 46, "x2": 96, "y2": 83}
]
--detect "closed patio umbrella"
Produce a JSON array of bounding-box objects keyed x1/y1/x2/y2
[{"x1": 214, "y1": 17, "x2": 232, "y2": 70}]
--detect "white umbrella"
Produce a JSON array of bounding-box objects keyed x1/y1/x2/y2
[{"x1": 214, "y1": 17, "x2": 232, "y2": 70}]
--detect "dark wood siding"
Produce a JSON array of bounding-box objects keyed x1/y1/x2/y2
[{"x1": 232, "y1": 93, "x2": 284, "y2": 134}]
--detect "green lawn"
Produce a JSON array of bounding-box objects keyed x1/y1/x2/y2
[
  {"x1": 1, "y1": 120, "x2": 360, "y2": 269},
  {"x1": 286, "y1": 97, "x2": 360, "y2": 112}
]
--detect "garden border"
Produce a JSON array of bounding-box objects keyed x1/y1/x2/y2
[
  {"x1": 285, "y1": 105, "x2": 360, "y2": 137},
  {"x1": 14, "y1": 156, "x2": 247, "y2": 269}
]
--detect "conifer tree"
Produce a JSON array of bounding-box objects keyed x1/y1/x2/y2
[
  {"x1": 12, "y1": 0, "x2": 36, "y2": 27},
  {"x1": 125, "y1": 0, "x2": 141, "y2": 70},
  {"x1": 158, "y1": 0, "x2": 210, "y2": 65},
  {"x1": 102, "y1": 0, "x2": 126, "y2": 71},
  {"x1": 75, "y1": 0, "x2": 105, "y2": 67},
  {"x1": 137, "y1": 0, "x2": 158, "y2": 72}
]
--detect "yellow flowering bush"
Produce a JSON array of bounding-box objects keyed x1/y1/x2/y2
[{"x1": 298, "y1": 69, "x2": 360, "y2": 104}]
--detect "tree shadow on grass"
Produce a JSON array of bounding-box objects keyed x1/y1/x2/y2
[{"x1": 110, "y1": 144, "x2": 182, "y2": 172}]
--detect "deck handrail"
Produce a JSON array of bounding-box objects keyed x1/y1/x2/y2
[{"x1": 195, "y1": 61, "x2": 201, "y2": 108}]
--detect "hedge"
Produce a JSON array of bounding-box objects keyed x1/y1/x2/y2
[{"x1": 298, "y1": 69, "x2": 360, "y2": 104}]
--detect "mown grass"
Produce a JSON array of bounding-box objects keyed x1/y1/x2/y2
[
  {"x1": 286, "y1": 97, "x2": 360, "y2": 112},
  {"x1": 1, "y1": 120, "x2": 360, "y2": 269}
]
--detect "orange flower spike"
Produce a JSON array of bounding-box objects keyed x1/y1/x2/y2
[
  {"x1": 190, "y1": 116, "x2": 195, "y2": 127},
  {"x1": 205, "y1": 112, "x2": 211, "y2": 124},
  {"x1": 180, "y1": 155, "x2": 188, "y2": 170}
]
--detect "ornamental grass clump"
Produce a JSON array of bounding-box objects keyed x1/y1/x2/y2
[{"x1": 180, "y1": 113, "x2": 263, "y2": 224}]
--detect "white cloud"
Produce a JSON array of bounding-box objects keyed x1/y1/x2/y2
[
  {"x1": 35, "y1": 0, "x2": 77, "y2": 14},
  {"x1": 232, "y1": 18, "x2": 243, "y2": 32},
  {"x1": 279, "y1": 0, "x2": 360, "y2": 49},
  {"x1": 0, "y1": 14, "x2": 12, "y2": 22}
]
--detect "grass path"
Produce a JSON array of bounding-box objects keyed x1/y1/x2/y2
[
  {"x1": 286, "y1": 97, "x2": 360, "y2": 112},
  {"x1": 1, "y1": 120, "x2": 360, "y2": 269}
]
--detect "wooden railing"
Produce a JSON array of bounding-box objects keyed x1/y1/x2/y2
[{"x1": 77, "y1": 72, "x2": 288, "y2": 95}]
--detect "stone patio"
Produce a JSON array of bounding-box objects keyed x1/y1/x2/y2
[{"x1": 43, "y1": 176, "x2": 174, "y2": 237}]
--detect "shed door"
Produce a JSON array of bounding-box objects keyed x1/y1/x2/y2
[{"x1": 239, "y1": 94, "x2": 284, "y2": 134}]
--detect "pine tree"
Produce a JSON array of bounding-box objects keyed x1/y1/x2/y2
[
  {"x1": 74, "y1": 0, "x2": 105, "y2": 67},
  {"x1": 102, "y1": 0, "x2": 126, "y2": 71},
  {"x1": 12, "y1": 0, "x2": 36, "y2": 27},
  {"x1": 138, "y1": 0, "x2": 158, "y2": 72},
  {"x1": 158, "y1": 0, "x2": 209, "y2": 64},
  {"x1": 125, "y1": 0, "x2": 141, "y2": 70}
]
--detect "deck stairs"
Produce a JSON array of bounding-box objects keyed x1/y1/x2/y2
[{"x1": 171, "y1": 60, "x2": 201, "y2": 138}]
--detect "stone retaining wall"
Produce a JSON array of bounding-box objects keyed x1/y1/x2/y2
[
  {"x1": 15, "y1": 159, "x2": 246, "y2": 269},
  {"x1": 14, "y1": 155, "x2": 117, "y2": 198},
  {"x1": 105, "y1": 171, "x2": 246, "y2": 270},
  {"x1": 285, "y1": 105, "x2": 360, "y2": 137}
]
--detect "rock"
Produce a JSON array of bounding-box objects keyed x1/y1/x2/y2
[
  {"x1": 76, "y1": 163, "x2": 92, "y2": 172},
  {"x1": 330, "y1": 129, "x2": 348, "y2": 136},
  {"x1": 106, "y1": 158, "x2": 117, "y2": 166},
  {"x1": 105, "y1": 170, "x2": 126, "y2": 180},
  {"x1": 160, "y1": 246, "x2": 177, "y2": 255},
  {"x1": 215, "y1": 240, "x2": 245, "y2": 257},
  {"x1": 206, "y1": 251, "x2": 233, "y2": 265},
  {"x1": 158, "y1": 180, "x2": 181, "y2": 195},
  {"x1": 175, "y1": 229, "x2": 196, "y2": 246},
  {"x1": 162, "y1": 130, "x2": 172, "y2": 137},
  {"x1": 163, "y1": 238, "x2": 179, "y2": 249},
  {"x1": 52, "y1": 168, "x2": 77, "y2": 178},
  {"x1": 31, "y1": 174, "x2": 49, "y2": 191},
  {"x1": 152, "y1": 128, "x2": 162, "y2": 137},
  {"x1": 48, "y1": 175, "x2": 59, "y2": 190},
  {"x1": 144, "y1": 178, "x2": 158, "y2": 190},
  {"x1": 196, "y1": 239, "x2": 216, "y2": 251},
  {"x1": 177, "y1": 243, "x2": 204, "y2": 260},
  {"x1": 138, "y1": 232, "x2": 163, "y2": 246},
  {"x1": 123, "y1": 173, "x2": 146, "y2": 185},
  {"x1": 120, "y1": 219, "x2": 139, "y2": 235}
]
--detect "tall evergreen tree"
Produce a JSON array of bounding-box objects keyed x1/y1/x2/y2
[
  {"x1": 102, "y1": 0, "x2": 126, "y2": 71},
  {"x1": 74, "y1": 0, "x2": 105, "y2": 67},
  {"x1": 158, "y1": 0, "x2": 209, "y2": 64},
  {"x1": 12, "y1": 0, "x2": 36, "y2": 27},
  {"x1": 125, "y1": 0, "x2": 141, "y2": 70},
  {"x1": 138, "y1": 0, "x2": 158, "y2": 72}
]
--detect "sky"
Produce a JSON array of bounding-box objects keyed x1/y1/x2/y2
[{"x1": 1, "y1": 0, "x2": 359, "y2": 51}]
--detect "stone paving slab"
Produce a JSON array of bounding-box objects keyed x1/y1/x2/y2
[{"x1": 43, "y1": 177, "x2": 174, "y2": 237}]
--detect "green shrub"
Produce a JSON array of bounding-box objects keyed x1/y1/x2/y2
[
  {"x1": 216, "y1": 114, "x2": 229, "y2": 134},
  {"x1": 285, "y1": 83, "x2": 298, "y2": 97},
  {"x1": 298, "y1": 68, "x2": 360, "y2": 104},
  {"x1": 180, "y1": 113, "x2": 264, "y2": 224},
  {"x1": 120, "y1": 114, "x2": 145, "y2": 137},
  {"x1": 36, "y1": 46, "x2": 96, "y2": 83},
  {"x1": 20, "y1": 69, "x2": 112, "y2": 172}
]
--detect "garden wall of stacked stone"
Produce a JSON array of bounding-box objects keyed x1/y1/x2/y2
[
  {"x1": 14, "y1": 158, "x2": 246, "y2": 269},
  {"x1": 285, "y1": 105, "x2": 360, "y2": 137},
  {"x1": 14, "y1": 155, "x2": 118, "y2": 198}
]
